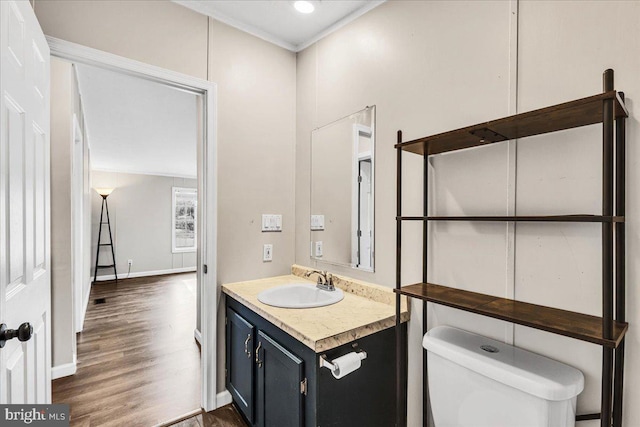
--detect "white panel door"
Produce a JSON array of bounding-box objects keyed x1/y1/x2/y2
[{"x1": 0, "y1": 0, "x2": 51, "y2": 404}]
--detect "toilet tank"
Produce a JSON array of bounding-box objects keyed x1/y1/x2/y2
[{"x1": 423, "y1": 326, "x2": 585, "y2": 427}]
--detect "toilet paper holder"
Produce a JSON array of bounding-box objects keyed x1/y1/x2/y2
[{"x1": 319, "y1": 349, "x2": 367, "y2": 371}]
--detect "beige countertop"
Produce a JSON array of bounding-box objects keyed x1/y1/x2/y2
[{"x1": 222, "y1": 266, "x2": 409, "y2": 352}]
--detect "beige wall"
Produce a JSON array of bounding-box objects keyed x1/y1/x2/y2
[
  {"x1": 208, "y1": 19, "x2": 296, "y2": 286},
  {"x1": 208, "y1": 19, "x2": 297, "y2": 390},
  {"x1": 36, "y1": 0, "x2": 297, "y2": 392},
  {"x1": 34, "y1": 0, "x2": 208, "y2": 79},
  {"x1": 295, "y1": 1, "x2": 640, "y2": 425},
  {"x1": 41, "y1": 1, "x2": 640, "y2": 422},
  {"x1": 90, "y1": 171, "x2": 197, "y2": 278},
  {"x1": 514, "y1": 3, "x2": 640, "y2": 425}
]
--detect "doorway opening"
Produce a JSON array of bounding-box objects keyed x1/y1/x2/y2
[{"x1": 48, "y1": 37, "x2": 218, "y2": 425}]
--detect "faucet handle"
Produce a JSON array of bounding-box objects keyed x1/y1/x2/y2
[{"x1": 325, "y1": 273, "x2": 335, "y2": 290}]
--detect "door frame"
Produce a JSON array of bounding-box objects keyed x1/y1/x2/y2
[
  {"x1": 71, "y1": 114, "x2": 86, "y2": 334},
  {"x1": 350, "y1": 123, "x2": 373, "y2": 271},
  {"x1": 46, "y1": 36, "x2": 219, "y2": 411}
]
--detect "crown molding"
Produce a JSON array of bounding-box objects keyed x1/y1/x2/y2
[{"x1": 173, "y1": 0, "x2": 386, "y2": 53}]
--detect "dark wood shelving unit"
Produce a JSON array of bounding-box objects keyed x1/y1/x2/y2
[
  {"x1": 394, "y1": 69, "x2": 628, "y2": 427},
  {"x1": 396, "y1": 91, "x2": 628, "y2": 156},
  {"x1": 397, "y1": 215, "x2": 624, "y2": 223},
  {"x1": 395, "y1": 283, "x2": 628, "y2": 348}
]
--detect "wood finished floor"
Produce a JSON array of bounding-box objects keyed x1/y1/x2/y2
[{"x1": 53, "y1": 273, "x2": 201, "y2": 427}]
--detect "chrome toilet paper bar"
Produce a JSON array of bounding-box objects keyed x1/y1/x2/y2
[{"x1": 319, "y1": 350, "x2": 367, "y2": 371}]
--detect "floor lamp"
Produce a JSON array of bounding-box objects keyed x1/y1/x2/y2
[{"x1": 93, "y1": 188, "x2": 117, "y2": 283}]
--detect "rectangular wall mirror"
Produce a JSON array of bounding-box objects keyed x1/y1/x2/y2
[{"x1": 310, "y1": 106, "x2": 375, "y2": 272}]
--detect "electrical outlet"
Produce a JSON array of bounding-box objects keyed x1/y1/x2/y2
[
  {"x1": 127, "y1": 259, "x2": 133, "y2": 267},
  {"x1": 314, "y1": 241, "x2": 323, "y2": 257},
  {"x1": 263, "y1": 244, "x2": 273, "y2": 262}
]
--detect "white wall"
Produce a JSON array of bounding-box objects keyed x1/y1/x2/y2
[
  {"x1": 50, "y1": 58, "x2": 91, "y2": 370},
  {"x1": 50, "y1": 58, "x2": 76, "y2": 369},
  {"x1": 70, "y1": 64, "x2": 93, "y2": 334},
  {"x1": 295, "y1": 1, "x2": 639, "y2": 425},
  {"x1": 90, "y1": 171, "x2": 197, "y2": 279}
]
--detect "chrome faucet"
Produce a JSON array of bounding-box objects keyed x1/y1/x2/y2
[{"x1": 304, "y1": 270, "x2": 335, "y2": 291}]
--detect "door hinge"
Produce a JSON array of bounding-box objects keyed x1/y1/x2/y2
[
  {"x1": 300, "y1": 378, "x2": 307, "y2": 396},
  {"x1": 225, "y1": 368, "x2": 228, "y2": 378},
  {"x1": 225, "y1": 317, "x2": 228, "y2": 326},
  {"x1": 358, "y1": 175, "x2": 362, "y2": 183},
  {"x1": 203, "y1": 264, "x2": 208, "y2": 274}
]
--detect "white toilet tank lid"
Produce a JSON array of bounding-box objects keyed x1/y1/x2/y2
[{"x1": 423, "y1": 326, "x2": 584, "y2": 401}]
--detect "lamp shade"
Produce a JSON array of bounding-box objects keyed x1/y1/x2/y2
[{"x1": 94, "y1": 188, "x2": 115, "y2": 197}]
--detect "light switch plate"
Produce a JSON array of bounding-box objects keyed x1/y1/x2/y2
[
  {"x1": 310, "y1": 215, "x2": 325, "y2": 231},
  {"x1": 263, "y1": 244, "x2": 273, "y2": 262},
  {"x1": 262, "y1": 214, "x2": 282, "y2": 232}
]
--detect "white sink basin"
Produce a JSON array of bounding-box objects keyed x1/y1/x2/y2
[{"x1": 257, "y1": 283, "x2": 344, "y2": 308}]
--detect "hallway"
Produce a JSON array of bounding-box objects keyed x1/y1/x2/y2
[{"x1": 53, "y1": 273, "x2": 200, "y2": 426}]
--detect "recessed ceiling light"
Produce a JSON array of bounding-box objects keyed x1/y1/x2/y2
[{"x1": 294, "y1": 1, "x2": 315, "y2": 14}]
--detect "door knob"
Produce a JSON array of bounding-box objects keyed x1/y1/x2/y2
[{"x1": 0, "y1": 323, "x2": 33, "y2": 348}]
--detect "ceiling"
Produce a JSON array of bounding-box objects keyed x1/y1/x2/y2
[
  {"x1": 76, "y1": 64, "x2": 198, "y2": 179},
  {"x1": 173, "y1": 0, "x2": 386, "y2": 52}
]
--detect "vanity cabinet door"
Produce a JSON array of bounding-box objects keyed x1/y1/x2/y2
[
  {"x1": 226, "y1": 308, "x2": 256, "y2": 423},
  {"x1": 256, "y1": 330, "x2": 305, "y2": 427}
]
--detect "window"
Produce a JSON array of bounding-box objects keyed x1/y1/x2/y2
[{"x1": 172, "y1": 187, "x2": 197, "y2": 253}]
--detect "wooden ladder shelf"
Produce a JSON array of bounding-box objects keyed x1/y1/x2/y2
[{"x1": 395, "y1": 69, "x2": 627, "y2": 427}]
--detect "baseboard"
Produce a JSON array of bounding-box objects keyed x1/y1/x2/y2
[
  {"x1": 93, "y1": 266, "x2": 196, "y2": 282},
  {"x1": 154, "y1": 409, "x2": 202, "y2": 427},
  {"x1": 51, "y1": 361, "x2": 77, "y2": 380},
  {"x1": 194, "y1": 328, "x2": 202, "y2": 344},
  {"x1": 216, "y1": 390, "x2": 232, "y2": 408},
  {"x1": 153, "y1": 391, "x2": 232, "y2": 426}
]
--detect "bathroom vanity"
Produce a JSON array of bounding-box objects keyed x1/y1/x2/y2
[{"x1": 222, "y1": 267, "x2": 409, "y2": 427}]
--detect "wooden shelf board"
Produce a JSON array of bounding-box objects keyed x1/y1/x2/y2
[
  {"x1": 395, "y1": 283, "x2": 628, "y2": 348},
  {"x1": 396, "y1": 91, "x2": 628, "y2": 156},
  {"x1": 396, "y1": 215, "x2": 624, "y2": 223}
]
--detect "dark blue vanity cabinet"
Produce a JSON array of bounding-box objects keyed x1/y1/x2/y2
[
  {"x1": 225, "y1": 296, "x2": 403, "y2": 427},
  {"x1": 256, "y1": 331, "x2": 305, "y2": 427},
  {"x1": 226, "y1": 308, "x2": 256, "y2": 423}
]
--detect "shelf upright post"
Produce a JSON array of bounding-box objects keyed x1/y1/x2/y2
[
  {"x1": 613, "y1": 91, "x2": 626, "y2": 427},
  {"x1": 396, "y1": 131, "x2": 406, "y2": 427},
  {"x1": 423, "y1": 148, "x2": 429, "y2": 427},
  {"x1": 601, "y1": 68, "x2": 615, "y2": 427}
]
